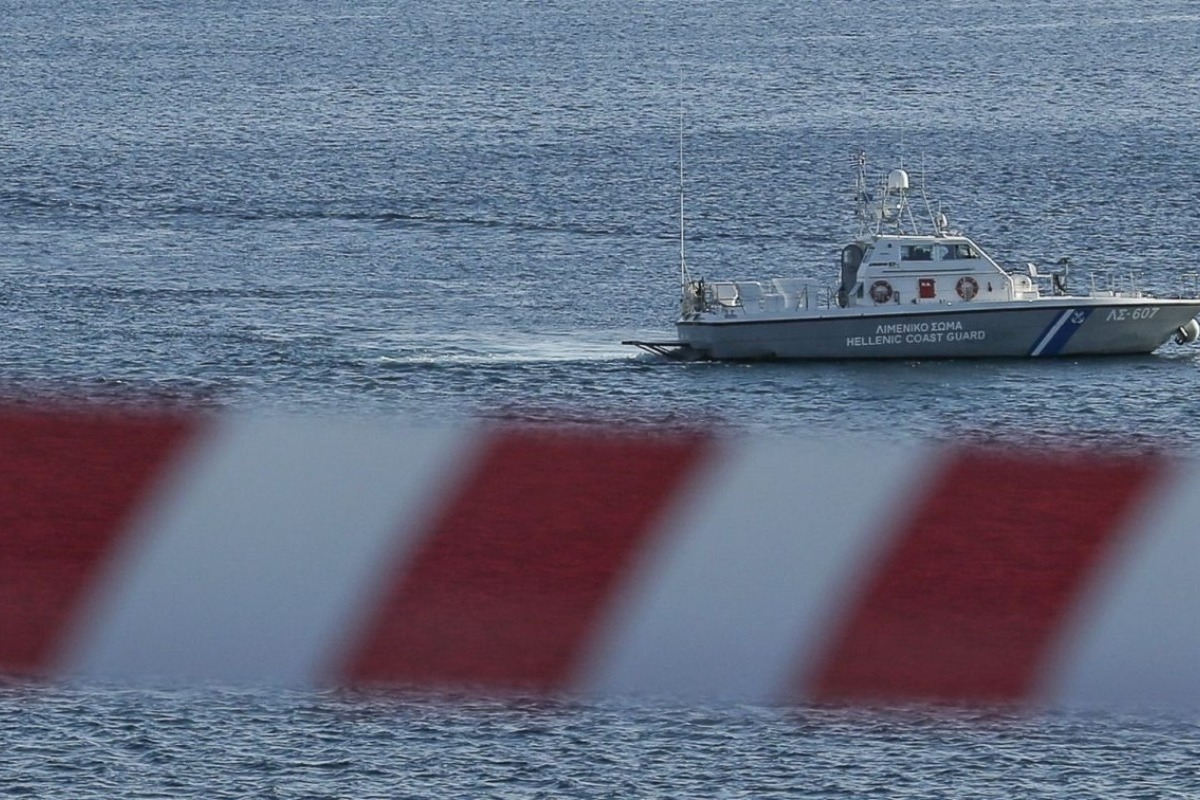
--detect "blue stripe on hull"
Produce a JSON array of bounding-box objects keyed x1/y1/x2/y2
[{"x1": 1030, "y1": 308, "x2": 1093, "y2": 356}]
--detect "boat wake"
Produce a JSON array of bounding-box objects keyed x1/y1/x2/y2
[{"x1": 374, "y1": 333, "x2": 633, "y2": 366}]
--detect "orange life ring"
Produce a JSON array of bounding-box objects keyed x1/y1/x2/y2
[
  {"x1": 956, "y1": 276, "x2": 979, "y2": 301},
  {"x1": 869, "y1": 280, "x2": 894, "y2": 304}
]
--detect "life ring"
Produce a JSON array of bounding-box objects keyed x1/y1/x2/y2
[
  {"x1": 956, "y1": 276, "x2": 979, "y2": 301},
  {"x1": 869, "y1": 280, "x2": 894, "y2": 304}
]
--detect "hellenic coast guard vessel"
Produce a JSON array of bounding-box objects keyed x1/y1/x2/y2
[{"x1": 626, "y1": 154, "x2": 1200, "y2": 360}]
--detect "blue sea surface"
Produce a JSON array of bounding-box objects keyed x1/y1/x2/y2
[
  {"x1": 4, "y1": 0, "x2": 1200, "y2": 795},
  {"x1": 4, "y1": 686, "x2": 1200, "y2": 799}
]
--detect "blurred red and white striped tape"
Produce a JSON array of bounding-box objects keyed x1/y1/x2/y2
[{"x1": 2, "y1": 405, "x2": 1198, "y2": 708}]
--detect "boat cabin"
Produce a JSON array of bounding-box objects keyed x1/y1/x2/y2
[{"x1": 838, "y1": 233, "x2": 1039, "y2": 308}]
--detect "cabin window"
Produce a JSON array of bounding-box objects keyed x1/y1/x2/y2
[
  {"x1": 901, "y1": 245, "x2": 933, "y2": 261},
  {"x1": 936, "y1": 243, "x2": 979, "y2": 260}
]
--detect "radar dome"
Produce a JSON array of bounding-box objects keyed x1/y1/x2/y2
[{"x1": 886, "y1": 169, "x2": 910, "y2": 191}]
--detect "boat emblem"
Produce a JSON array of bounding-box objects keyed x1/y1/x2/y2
[{"x1": 1071, "y1": 310, "x2": 1087, "y2": 325}]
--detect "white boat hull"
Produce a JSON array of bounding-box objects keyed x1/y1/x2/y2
[{"x1": 674, "y1": 298, "x2": 1200, "y2": 360}]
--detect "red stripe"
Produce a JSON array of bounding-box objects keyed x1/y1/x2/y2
[
  {"x1": 809, "y1": 448, "x2": 1161, "y2": 704},
  {"x1": 342, "y1": 427, "x2": 710, "y2": 691},
  {"x1": 0, "y1": 407, "x2": 197, "y2": 675}
]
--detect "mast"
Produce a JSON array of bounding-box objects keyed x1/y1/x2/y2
[{"x1": 678, "y1": 98, "x2": 689, "y2": 291}]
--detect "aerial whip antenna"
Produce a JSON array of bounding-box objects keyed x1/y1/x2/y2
[{"x1": 679, "y1": 92, "x2": 689, "y2": 290}]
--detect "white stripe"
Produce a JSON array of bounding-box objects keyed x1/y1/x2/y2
[
  {"x1": 1041, "y1": 464, "x2": 1200, "y2": 709},
  {"x1": 60, "y1": 417, "x2": 477, "y2": 686},
  {"x1": 1030, "y1": 309, "x2": 1073, "y2": 356},
  {"x1": 578, "y1": 439, "x2": 942, "y2": 702}
]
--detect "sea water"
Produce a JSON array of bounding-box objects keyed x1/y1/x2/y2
[{"x1": 3, "y1": 0, "x2": 1200, "y2": 795}]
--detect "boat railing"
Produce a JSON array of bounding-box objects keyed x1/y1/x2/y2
[
  {"x1": 1086, "y1": 270, "x2": 1146, "y2": 299},
  {"x1": 692, "y1": 278, "x2": 834, "y2": 315},
  {"x1": 1020, "y1": 267, "x2": 1200, "y2": 300}
]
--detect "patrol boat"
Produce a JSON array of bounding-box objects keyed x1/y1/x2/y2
[{"x1": 625, "y1": 154, "x2": 1200, "y2": 360}]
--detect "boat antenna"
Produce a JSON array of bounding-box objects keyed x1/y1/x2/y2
[
  {"x1": 918, "y1": 152, "x2": 936, "y2": 230},
  {"x1": 854, "y1": 150, "x2": 871, "y2": 235},
  {"x1": 678, "y1": 96, "x2": 690, "y2": 290}
]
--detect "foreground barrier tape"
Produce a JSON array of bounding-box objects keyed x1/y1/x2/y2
[{"x1": 2, "y1": 405, "x2": 1198, "y2": 708}]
